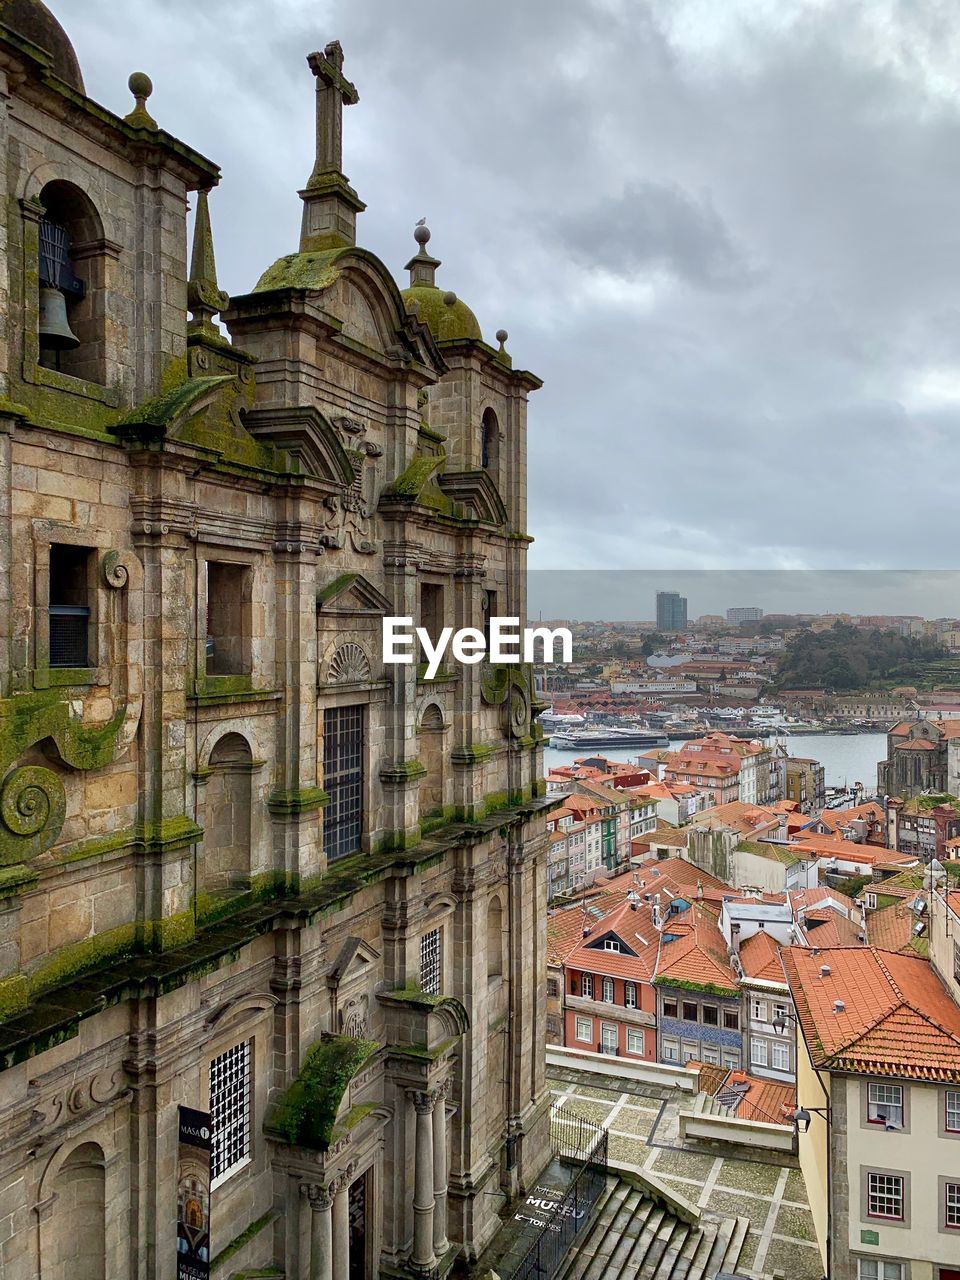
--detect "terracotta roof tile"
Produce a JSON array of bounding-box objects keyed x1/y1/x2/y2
[
  {"x1": 739, "y1": 929, "x2": 785, "y2": 982},
  {"x1": 783, "y1": 946, "x2": 960, "y2": 1081},
  {"x1": 655, "y1": 903, "x2": 738, "y2": 995},
  {"x1": 867, "y1": 901, "x2": 930, "y2": 959}
]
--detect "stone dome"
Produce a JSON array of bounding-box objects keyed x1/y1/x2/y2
[
  {"x1": 401, "y1": 284, "x2": 482, "y2": 343},
  {"x1": 0, "y1": 0, "x2": 84, "y2": 93}
]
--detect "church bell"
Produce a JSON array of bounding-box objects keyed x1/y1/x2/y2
[{"x1": 38, "y1": 286, "x2": 80, "y2": 351}]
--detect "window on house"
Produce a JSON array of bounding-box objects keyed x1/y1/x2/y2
[
  {"x1": 946, "y1": 1181, "x2": 960, "y2": 1229},
  {"x1": 681, "y1": 1040, "x2": 699, "y2": 1062},
  {"x1": 751, "y1": 1039, "x2": 768, "y2": 1066},
  {"x1": 663, "y1": 999, "x2": 678, "y2": 1018},
  {"x1": 857, "y1": 1261, "x2": 904, "y2": 1280},
  {"x1": 602, "y1": 977, "x2": 615, "y2": 1003},
  {"x1": 547, "y1": 978, "x2": 559, "y2": 998},
  {"x1": 773, "y1": 1001, "x2": 789, "y2": 1022},
  {"x1": 751, "y1": 997, "x2": 768, "y2": 1022},
  {"x1": 661, "y1": 1037, "x2": 680, "y2": 1061},
  {"x1": 682, "y1": 1001, "x2": 698, "y2": 1022},
  {"x1": 210, "y1": 1039, "x2": 252, "y2": 1185},
  {"x1": 624, "y1": 982, "x2": 637, "y2": 1009},
  {"x1": 702, "y1": 1044, "x2": 720, "y2": 1065},
  {"x1": 48, "y1": 544, "x2": 94, "y2": 667},
  {"x1": 864, "y1": 892, "x2": 877, "y2": 910},
  {"x1": 600, "y1": 1023, "x2": 618, "y2": 1055},
  {"x1": 604, "y1": 938, "x2": 621, "y2": 952},
  {"x1": 420, "y1": 927, "x2": 442, "y2": 996},
  {"x1": 723, "y1": 1008, "x2": 740, "y2": 1030},
  {"x1": 772, "y1": 1042, "x2": 790, "y2": 1071},
  {"x1": 702, "y1": 1005, "x2": 719, "y2": 1026},
  {"x1": 867, "y1": 1172, "x2": 905, "y2": 1220},
  {"x1": 626, "y1": 1028, "x2": 645, "y2": 1055},
  {"x1": 206, "y1": 561, "x2": 251, "y2": 676},
  {"x1": 867, "y1": 1083, "x2": 904, "y2": 1128},
  {"x1": 581, "y1": 974, "x2": 593, "y2": 1000},
  {"x1": 575, "y1": 1016, "x2": 592, "y2": 1042},
  {"x1": 323, "y1": 705, "x2": 364, "y2": 862},
  {"x1": 946, "y1": 1090, "x2": 960, "y2": 1133}
]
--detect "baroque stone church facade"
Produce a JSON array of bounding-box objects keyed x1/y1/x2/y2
[{"x1": 0, "y1": 6, "x2": 551, "y2": 1279}]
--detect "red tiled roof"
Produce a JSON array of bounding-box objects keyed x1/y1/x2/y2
[
  {"x1": 655, "y1": 903, "x2": 738, "y2": 995},
  {"x1": 867, "y1": 901, "x2": 930, "y2": 959},
  {"x1": 565, "y1": 899, "x2": 661, "y2": 982},
  {"x1": 717, "y1": 1069, "x2": 796, "y2": 1124},
  {"x1": 783, "y1": 946, "x2": 960, "y2": 1081},
  {"x1": 739, "y1": 929, "x2": 785, "y2": 982}
]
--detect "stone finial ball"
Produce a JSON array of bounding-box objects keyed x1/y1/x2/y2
[
  {"x1": 414, "y1": 223, "x2": 431, "y2": 247},
  {"x1": 442, "y1": 291, "x2": 457, "y2": 307},
  {"x1": 128, "y1": 71, "x2": 153, "y2": 99},
  {"x1": 496, "y1": 329, "x2": 508, "y2": 345}
]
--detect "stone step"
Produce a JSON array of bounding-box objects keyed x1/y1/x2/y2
[
  {"x1": 700, "y1": 1215, "x2": 737, "y2": 1279},
  {"x1": 720, "y1": 1216, "x2": 751, "y2": 1273},
  {"x1": 638, "y1": 1214, "x2": 690, "y2": 1279},
  {"x1": 683, "y1": 1218, "x2": 721, "y2": 1280},
  {"x1": 618, "y1": 1205, "x2": 667, "y2": 1280},
  {"x1": 563, "y1": 1181, "x2": 627, "y2": 1280},
  {"x1": 602, "y1": 1190, "x2": 651, "y2": 1279}
]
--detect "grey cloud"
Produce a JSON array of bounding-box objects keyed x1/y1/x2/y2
[
  {"x1": 553, "y1": 180, "x2": 758, "y2": 290},
  {"x1": 55, "y1": 0, "x2": 960, "y2": 577}
]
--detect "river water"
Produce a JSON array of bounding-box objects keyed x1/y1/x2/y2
[{"x1": 543, "y1": 731, "x2": 887, "y2": 792}]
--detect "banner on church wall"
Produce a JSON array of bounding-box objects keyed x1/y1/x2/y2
[{"x1": 177, "y1": 1106, "x2": 213, "y2": 1280}]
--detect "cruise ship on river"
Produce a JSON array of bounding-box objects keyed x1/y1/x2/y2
[{"x1": 549, "y1": 725, "x2": 671, "y2": 749}]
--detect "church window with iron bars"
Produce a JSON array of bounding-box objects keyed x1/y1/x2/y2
[{"x1": 323, "y1": 705, "x2": 364, "y2": 862}]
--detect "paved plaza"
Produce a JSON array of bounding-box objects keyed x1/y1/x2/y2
[{"x1": 548, "y1": 1069, "x2": 824, "y2": 1280}]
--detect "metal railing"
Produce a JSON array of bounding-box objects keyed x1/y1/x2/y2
[{"x1": 511, "y1": 1106, "x2": 608, "y2": 1280}]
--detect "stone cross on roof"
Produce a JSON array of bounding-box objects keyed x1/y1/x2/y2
[
  {"x1": 299, "y1": 41, "x2": 366, "y2": 251},
  {"x1": 306, "y1": 40, "x2": 359, "y2": 182}
]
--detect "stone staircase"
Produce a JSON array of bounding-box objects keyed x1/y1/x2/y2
[{"x1": 559, "y1": 1176, "x2": 751, "y2": 1280}]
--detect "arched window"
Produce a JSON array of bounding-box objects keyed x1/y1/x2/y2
[
  {"x1": 201, "y1": 733, "x2": 253, "y2": 895},
  {"x1": 602, "y1": 977, "x2": 615, "y2": 1003},
  {"x1": 419, "y1": 703, "x2": 445, "y2": 820},
  {"x1": 487, "y1": 896, "x2": 503, "y2": 980},
  {"x1": 480, "y1": 407, "x2": 499, "y2": 474},
  {"x1": 37, "y1": 181, "x2": 107, "y2": 384},
  {"x1": 47, "y1": 1143, "x2": 106, "y2": 1280},
  {"x1": 581, "y1": 973, "x2": 593, "y2": 1000},
  {"x1": 625, "y1": 981, "x2": 637, "y2": 1009}
]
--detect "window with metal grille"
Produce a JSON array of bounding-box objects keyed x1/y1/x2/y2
[
  {"x1": 210, "y1": 1040, "x2": 251, "y2": 1184},
  {"x1": 867, "y1": 1083, "x2": 903, "y2": 1128},
  {"x1": 867, "y1": 1172, "x2": 904, "y2": 1220},
  {"x1": 49, "y1": 544, "x2": 92, "y2": 667},
  {"x1": 946, "y1": 1181, "x2": 960, "y2": 1228},
  {"x1": 947, "y1": 1090, "x2": 960, "y2": 1133},
  {"x1": 323, "y1": 705, "x2": 364, "y2": 863},
  {"x1": 420, "y1": 928, "x2": 441, "y2": 996}
]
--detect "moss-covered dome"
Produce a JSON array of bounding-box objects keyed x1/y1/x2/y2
[
  {"x1": 401, "y1": 284, "x2": 482, "y2": 343},
  {"x1": 0, "y1": 0, "x2": 84, "y2": 92}
]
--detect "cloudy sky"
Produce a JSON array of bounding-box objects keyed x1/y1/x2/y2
[{"x1": 62, "y1": 0, "x2": 960, "y2": 578}]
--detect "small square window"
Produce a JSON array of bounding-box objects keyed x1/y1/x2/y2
[
  {"x1": 662, "y1": 1038, "x2": 679, "y2": 1062},
  {"x1": 682, "y1": 1001, "x2": 698, "y2": 1022},
  {"x1": 663, "y1": 999, "x2": 678, "y2": 1018},
  {"x1": 626, "y1": 1028, "x2": 645, "y2": 1055},
  {"x1": 867, "y1": 1083, "x2": 903, "y2": 1129},
  {"x1": 723, "y1": 1008, "x2": 740, "y2": 1030},
  {"x1": 575, "y1": 1016, "x2": 592, "y2": 1042},
  {"x1": 946, "y1": 1180, "x2": 960, "y2": 1229},
  {"x1": 702, "y1": 1005, "x2": 719, "y2": 1026},
  {"x1": 867, "y1": 1172, "x2": 904, "y2": 1221},
  {"x1": 49, "y1": 543, "x2": 94, "y2": 667}
]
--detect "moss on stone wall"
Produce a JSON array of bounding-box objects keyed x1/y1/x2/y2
[{"x1": 269, "y1": 1035, "x2": 378, "y2": 1150}]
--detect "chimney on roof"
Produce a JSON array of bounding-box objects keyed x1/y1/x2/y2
[
  {"x1": 820, "y1": 964, "x2": 831, "y2": 977},
  {"x1": 833, "y1": 999, "x2": 845, "y2": 1013}
]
